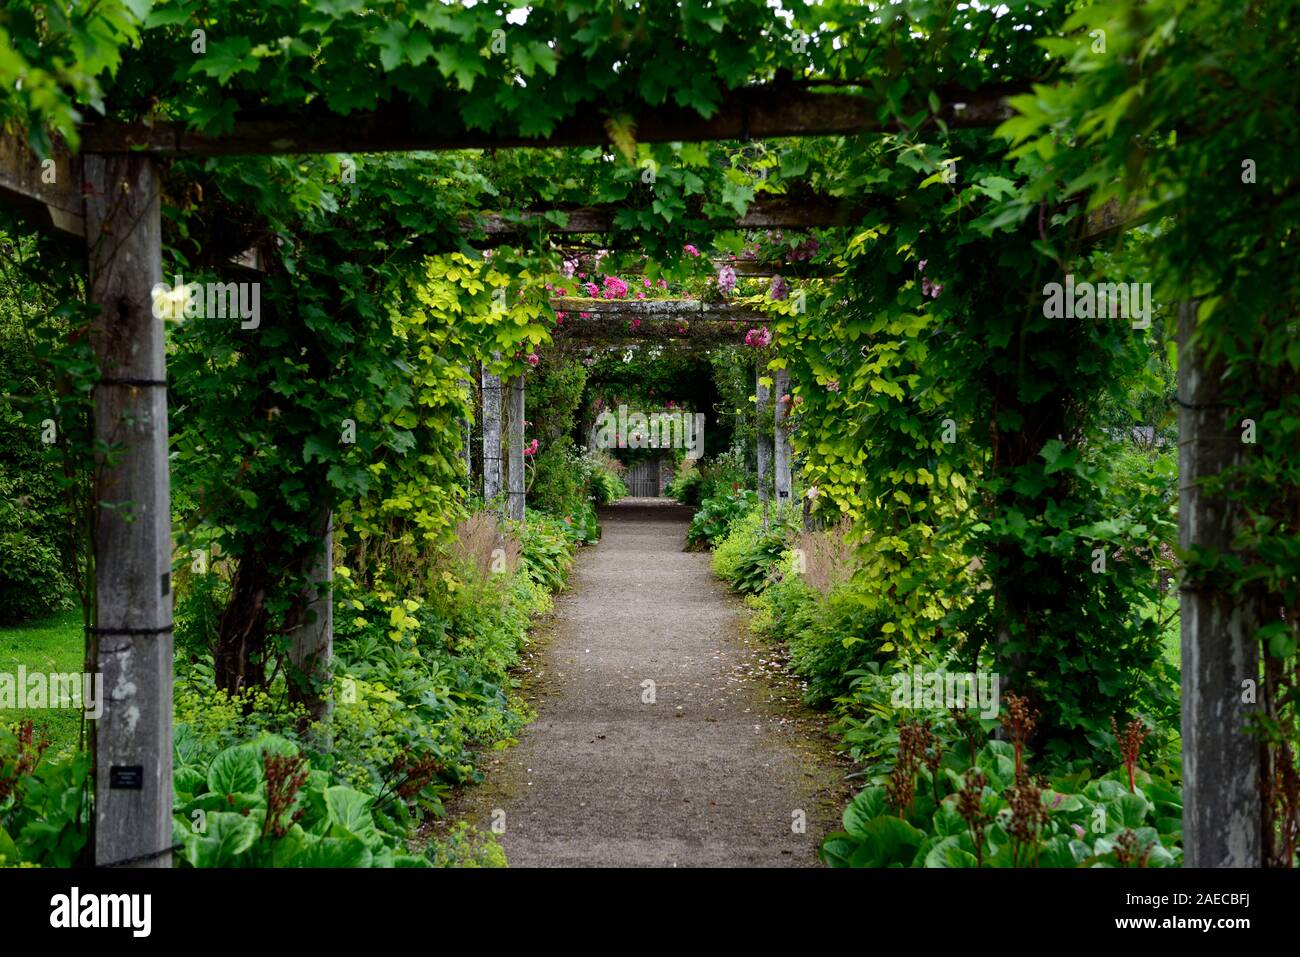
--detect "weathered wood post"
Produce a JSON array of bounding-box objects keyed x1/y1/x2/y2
[
  {"x1": 756, "y1": 363, "x2": 772, "y2": 528},
  {"x1": 481, "y1": 360, "x2": 503, "y2": 508},
  {"x1": 1177, "y1": 301, "x2": 1262, "y2": 867},
  {"x1": 773, "y1": 366, "x2": 793, "y2": 518},
  {"x1": 288, "y1": 510, "x2": 333, "y2": 727},
  {"x1": 84, "y1": 153, "x2": 173, "y2": 867},
  {"x1": 506, "y1": 374, "x2": 526, "y2": 522}
]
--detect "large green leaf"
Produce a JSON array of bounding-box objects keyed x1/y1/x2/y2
[
  {"x1": 206, "y1": 745, "x2": 263, "y2": 797},
  {"x1": 924, "y1": 834, "x2": 978, "y2": 868},
  {"x1": 324, "y1": 786, "x2": 381, "y2": 848},
  {"x1": 842, "y1": 786, "x2": 887, "y2": 838},
  {"x1": 181, "y1": 811, "x2": 260, "y2": 868}
]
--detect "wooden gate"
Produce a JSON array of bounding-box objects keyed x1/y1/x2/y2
[{"x1": 625, "y1": 459, "x2": 661, "y2": 497}]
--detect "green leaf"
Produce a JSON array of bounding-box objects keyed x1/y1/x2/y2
[
  {"x1": 842, "y1": 786, "x2": 887, "y2": 837},
  {"x1": 207, "y1": 745, "x2": 263, "y2": 798},
  {"x1": 924, "y1": 834, "x2": 979, "y2": 868},
  {"x1": 324, "y1": 786, "x2": 381, "y2": 847},
  {"x1": 181, "y1": 811, "x2": 259, "y2": 868}
]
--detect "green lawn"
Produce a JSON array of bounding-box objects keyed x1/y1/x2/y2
[{"x1": 0, "y1": 608, "x2": 87, "y2": 756}]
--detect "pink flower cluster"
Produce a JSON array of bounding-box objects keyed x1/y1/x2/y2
[
  {"x1": 744, "y1": 326, "x2": 772, "y2": 348},
  {"x1": 918, "y1": 260, "x2": 943, "y2": 299},
  {"x1": 683, "y1": 244, "x2": 700, "y2": 257},
  {"x1": 717, "y1": 265, "x2": 737, "y2": 295},
  {"x1": 788, "y1": 237, "x2": 820, "y2": 261},
  {"x1": 602, "y1": 275, "x2": 629, "y2": 299},
  {"x1": 769, "y1": 275, "x2": 789, "y2": 301},
  {"x1": 526, "y1": 353, "x2": 540, "y2": 367},
  {"x1": 525, "y1": 438, "x2": 539, "y2": 457}
]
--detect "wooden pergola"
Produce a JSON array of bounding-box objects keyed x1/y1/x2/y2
[{"x1": 0, "y1": 76, "x2": 1248, "y2": 869}]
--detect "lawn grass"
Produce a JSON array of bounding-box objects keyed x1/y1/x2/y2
[{"x1": 0, "y1": 608, "x2": 87, "y2": 756}]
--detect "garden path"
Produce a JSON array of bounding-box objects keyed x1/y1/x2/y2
[{"x1": 447, "y1": 499, "x2": 849, "y2": 867}]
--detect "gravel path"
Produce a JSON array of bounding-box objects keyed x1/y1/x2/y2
[{"x1": 448, "y1": 499, "x2": 850, "y2": 867}]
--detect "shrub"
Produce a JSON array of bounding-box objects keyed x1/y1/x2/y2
[
  {"x1": 686, "y1": 487, "x2": 757, "y2": 549},
  {"x1": 0, "y1": 530, "x2": 70, "y2": 624},
  {"x1": 171, "y1": 731, "x2": 430, "y2": 867},
  {"x1": 0, "y1": 720, "x2": 91, "y2": 867},
  {"x1": 588, "y1": 456, "x2": 628, "y2": 505}
]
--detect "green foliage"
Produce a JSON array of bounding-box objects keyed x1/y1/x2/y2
[
  {"x1": 423, "y1": 821, "x2": 507, "y2": 868},
  {"x1": 728, "y1": 530, "x2": 790, "y2": 596},
  {"x1": 686, "y1": 487, "x2": 757, "y2": 550},
  {"x1": 822, "y1": 739, "x2": 1182, "y2": 869},
  {"x1": 0, "y1": 234, "x2": 91, "y2": 626},
  {"x1": 588, "y1": 462, "x2": 628, "y2": 507},
  {"x1": 0, "y1": 722, "x2": 91, "y2": 867},
  {"x1": 519, "y1": 512, "x2": 578, "y2": 592},
  {"x1": 665, "y1": 468, "x2": 701, "y2": 506},
  {"x1": 171, "y1": 732, "x2": 429, "y2": 867}
]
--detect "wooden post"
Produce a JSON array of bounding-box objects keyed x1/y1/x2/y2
[
  {"x1": 1177, "y1": 301, "x2": 1262, "y2": 867},
  {"x1": 482, "y1": 361, "x2": 503, "y2": 507},
  {"x1": 507, "y1": 374, "x2": 526, "y2": 522},
  {"x1": 84, "y1": 153, "x2": 173, "y2": 868},
  {"x1": 288, "y1": 510, "x2": 333, "y2": 727},
  {"x1": 773, "y1": 367, "x2": 793, "y2": 518},
  {"x1": 756, "y1": 364, "x2": 772, "y2": 528}
]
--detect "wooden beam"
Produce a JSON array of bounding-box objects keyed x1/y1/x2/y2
[
  {"x1": 1176, "y1": 301, "x2": 1262, "y2": 867},
  {"x1": 550, "y1": 318, "x2": 753, "y2": 346},
  {"x1": 85, "y1": 153, "x2": 173, "y2": 868},
  {"x1": 468, "y1": 195, "x2": 869, "y2": 241},
  {"x1": 550, "y1": 297, "x2": 766, "y2": 321},
  {"x1": 0, "y1": 132, "x2": 85, "y2": 237},
  {"x1": 80, "y1": 84, "x2": 1017, "y2": 157}
]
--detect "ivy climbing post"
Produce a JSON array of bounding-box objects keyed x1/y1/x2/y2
[
  {"x1": 1177, "y1": 301, "x2": 1262, "y2": 867},
  {"x1": 507, "y1": 374, "x2": 526, "y2": 522},
  {"x1": 773, "y1": 367, "x2": 793, "y2": 516},
  {"x1": 84, "y1": 152, "x2": 173, "y2": 868},
  {"x1": 288, "y1": 510, "x2": 333, "y2": 727},
  {"x1": 756, "y1": 363, "x2": 772, "y2": 528},
  {"x1": 481, "y1": 361, "x2": 503, "y2": 508},
  {"x1": 461, "y1": 369, "x2": 475, "y2": 484}
]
